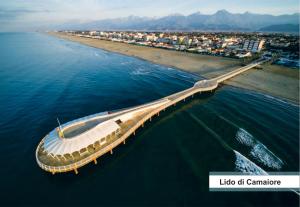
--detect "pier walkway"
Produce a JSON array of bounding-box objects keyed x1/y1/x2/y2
[{"x1": 36, "y1": 59, "x2": 265, "y2": 174}]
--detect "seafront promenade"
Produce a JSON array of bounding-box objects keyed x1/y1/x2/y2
[{"x1": 36, "y1": 60, "x2": 264, "y2": 174}]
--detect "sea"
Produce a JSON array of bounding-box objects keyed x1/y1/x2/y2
[{"x1": 0, "y1": 32, "x2": 299, "y2": 206}]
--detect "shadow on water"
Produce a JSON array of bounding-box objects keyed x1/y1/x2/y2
[
  {"x1": 40, "y1": 90, "x2": 299, "y2": 207},
  {"x1": 46, "y1": 91, "x2": 216, "y2": 180}
]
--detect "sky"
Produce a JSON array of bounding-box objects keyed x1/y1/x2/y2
[{"x1": 0, "y1": 0, "x2": 299, "y2": 31}]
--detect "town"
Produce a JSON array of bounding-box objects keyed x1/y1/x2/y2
[{"x1": 59, "y1": 30, "x2": 299, "y2": 68}]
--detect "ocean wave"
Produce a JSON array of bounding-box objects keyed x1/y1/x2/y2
[
  {"x1": 131, "y1": 71, "x2": 150, "y2": 75},
  {"x1": 235, "y1": 128, "x2": 284, "y2": 170},
  {"x1": 235, "y1": 128, "x2": 255, "y2": 147},
  {"x1": 176, "y1": 73, "x2": 190, "y2": 78},
  {"x1": 234, "y1": 150, "x2": 268, "y2": 175},
  {"x1": 120, "y1": 61, "x2": 131, "y2": 65},
  {"x1": 250, "y1": 143, "x2": 284, "y2": 170},
  {"x1": 262, "y1": 94, "x2": 298, "y2": 107},
  {"x1": 131, "y1": 67, "x2": 150, "y2": 75},
  {"x1": 234, "y1": 150, "x2": 299, "y2": 196}
]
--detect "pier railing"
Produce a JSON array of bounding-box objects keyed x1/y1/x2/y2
[
  {"x1": 36, "y1": 79, "x2": 218, "y2": 173},
  {"x1": 36, "y1": 60, "x2": 264, "y2": 174}
]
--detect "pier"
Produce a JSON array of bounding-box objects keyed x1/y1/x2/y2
[{"x1": 36, "y1": 60, "x2": 265, "y2": 174}]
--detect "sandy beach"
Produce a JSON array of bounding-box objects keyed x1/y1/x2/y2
[
  {"x1": 225, "y1": 64, "x2": 299, "y2": 104},
  {"x1": 50, "y1": 32, "x2": 299, "y2": 104}
]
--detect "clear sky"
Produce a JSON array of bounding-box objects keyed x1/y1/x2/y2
[{"x1": 0, "y1": 0, "x2": 299, "y2": 31}]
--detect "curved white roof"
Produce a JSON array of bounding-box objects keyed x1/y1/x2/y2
[
  {"x1": 42, "y1": 98, "x2": 170, "y2": 156},
  {"x1": 43, "y1": 119, "x2": 120, "y2": 155}
]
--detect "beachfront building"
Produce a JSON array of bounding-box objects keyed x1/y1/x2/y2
[
  {"x1": 178, "y1": 36, "x2": 192, "y2": 46},
  {"x1": 157, "y1": 37, "x2": 171, "y2": 44},
  {"x1": 243, "y1": 39, "x2": 265, "y2": 52},
  {"x1": 89, "y1": 31, "x2": 99, "y2": 36},
  {"x1": 144, "y1": 34, "x2": 156, "y2": 42},
  {"x1": 65, "y1": 30, "x2": 298, "y2": 64},
  {"x1": 191, "y1": 37, "x2": 199, "y2": 46},
  {"x1": 171, "y1": 35, "x2": 178, "y2": 45},
  {"x1": 159, "y1": 33, "x2": 165, "y2": 38},
  {"x1": 236, "y1": 51, "x2": 252, "y2": 58}
]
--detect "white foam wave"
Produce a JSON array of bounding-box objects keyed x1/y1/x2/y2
[
  {"x1": 131, "y1": 70, "x2": 150, "y2": 75},
  {"x1": 250, "y1": 143, "x2": 284, "y2": 170},
  {"x1": 234, "y1": 150, "x2": 268, "y2": 175},
  {"x1": 177, "y1": 73, "x2": 192, "y2": 79},
  {"x1": 235, "y1": 151, "x2": 299, "y2": 196},
  {"x1": 235, "y1": 128, "x2": 255, "y2": 147},
  {"x1": 130, "y1": 67, "x2": 151, "y2": 75},
  {"x1": 235, "y1": 128, "x2": 284, "y2": 170},
  {"x1": 121, "y1": 61, "x2": 131, "y2": 65},
  {"x1": 262, "y1": 94, "x2": 297, "y2": 107}
]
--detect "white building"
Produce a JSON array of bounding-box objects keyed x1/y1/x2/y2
[
  {"x1": 89, "y1": 31, "x2": 99, "y2": 36},
  {"x1": 236, "y1": 51, "x2": 252, "y2": 58},
  {"x1": 243, "y1": 39, "x2": 265, "y2": 52}
]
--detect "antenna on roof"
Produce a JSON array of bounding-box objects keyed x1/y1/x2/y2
[{"x1": 57, "y1": 117, "x2": 65, "y2": 138}]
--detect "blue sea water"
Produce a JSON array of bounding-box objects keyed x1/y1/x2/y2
[{"x1": 0, "y1": 33, "x2": 299, "y2": 206}]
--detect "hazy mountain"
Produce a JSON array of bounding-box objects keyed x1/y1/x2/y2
[
  {"x1": 57, "y1": 10, "x2": 299, "y2": 32},
  {"x1": 259, "y1": 24, "x2": 299, "y2": 32}
]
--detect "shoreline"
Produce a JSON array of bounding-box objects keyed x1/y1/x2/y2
[
  {"x1": 64, "y1": 37, "x2": 205, "y2": 80},
  {"x1": 48, "y1": 32, "x2": 299, "y2": 105},
  {"x1": 48, "y1": 32, "x2": 242, "y2": 78}
]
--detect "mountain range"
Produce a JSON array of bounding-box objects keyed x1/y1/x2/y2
[{"x1": 57, "y1": 10, "x2": 299, "y2": 32}]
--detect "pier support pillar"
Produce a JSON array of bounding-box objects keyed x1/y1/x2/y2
[
  {"x1": 157, "y1": 112, "x2": 160, "y2": 116},
  {"x1": 133, "y1": 131, "x2": 136, "y2": 136},
  {"x1": 123, "y1": 140, "x2": 126, "y2": 144},
  {"x1": 150, "y1": 117, "x2": 152, "y2": 122},
  {"x1": 94, "y1": 159, "x2": 97, "y2": 165},
  {"x1": 110, "y1": 149, "x2": 113, "y2": 155},
  {"x1": 51, "y1": 171, "x2": 55, "y2": 175},
  {"x1": 142, "y1": 123, "x2": 144, "y2": 127},
  {"x1": 74, "y1": 168, "x2": 78, "y2": 175}
]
